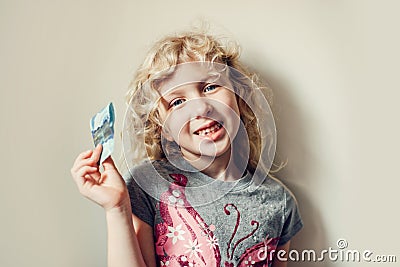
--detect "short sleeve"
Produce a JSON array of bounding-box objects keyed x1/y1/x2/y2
[
  {"x1": 278, "y1": 189, "x2": 303, "y2": 245},
  {"x1": 125, "y1": 169, "x2": 155, "y2": 227}
]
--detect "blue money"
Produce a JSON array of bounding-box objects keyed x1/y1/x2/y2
[{"x1": 90, "y1": 103, "x2": 115, "y2": 164}]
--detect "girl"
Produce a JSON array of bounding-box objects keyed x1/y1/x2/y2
[{"x1": 71, "y1": 30, "x2": 303, "y2": 267}]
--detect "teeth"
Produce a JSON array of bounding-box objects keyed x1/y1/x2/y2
[{"x1": 196, "y1": 123, "x2": 222, "y2": 136}]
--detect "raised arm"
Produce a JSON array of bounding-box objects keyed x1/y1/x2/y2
[
  {"x1": 105, "y1": 203, "x2": 156, "y2": 267},
  {"x1": 71, "y1": 145, "x2": 156, "y2": 267}
]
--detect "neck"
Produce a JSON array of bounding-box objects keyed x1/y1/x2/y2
[{"x1": 182, "y1": 148, "x2": 244, "y2": 182}]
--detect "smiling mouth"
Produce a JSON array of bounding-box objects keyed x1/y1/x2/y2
[{"x1": 194, "y1": 121, "x2": 223, "y2": 137}]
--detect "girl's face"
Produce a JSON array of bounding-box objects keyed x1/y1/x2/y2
[{"x1": 157, "y1": 62, "x2": 241, "y2": 162}]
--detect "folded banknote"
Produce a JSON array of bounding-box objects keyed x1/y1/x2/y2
[{"x1": 90, "y1": 102, "x2": 115, "y2": 164}]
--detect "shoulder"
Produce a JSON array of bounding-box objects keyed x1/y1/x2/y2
[
  {"x1": 261, "y1": 176, "x2": 304, "y2": 245},
  {"x1": 124, "y1": 159, "x2": 178, "y2": 195},
  {"x1": 251, "y1": 174, "x2": 299, "y2": 207},
  {"x1": 124, "y1": 158, "x2": 174, "y2": 180}
]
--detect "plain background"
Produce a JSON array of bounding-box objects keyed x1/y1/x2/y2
[{"x1": 1, "y1": 0, "x2": 399, "y2": 266}]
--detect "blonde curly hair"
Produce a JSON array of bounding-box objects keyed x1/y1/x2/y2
[{"x1": 124, "y1": 30, "x2": 276, "y2": 174}]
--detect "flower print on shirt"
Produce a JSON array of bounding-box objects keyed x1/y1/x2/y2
[
  {"x1": 184, "y1": 238, "x2": 203, "y2": 258},
  {"x1": 156, "y1": 174, "x2": 222, "y2": 266},
  {"x1": 168, "y1": 189, "x2": 184, "y2": 206},
  {"x1": 206, "y1": 235, "x2": 219, "y2": 250},
  {"x1": 166, "y1": 224, "x2": 185, "y2": 244}
]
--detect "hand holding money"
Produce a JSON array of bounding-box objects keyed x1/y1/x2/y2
[
  {"x1": 70, "y1": 103, "x2": 130, "y2": 212},
  {"x1": 70, "y1": 145, "x2": 129, "y2": 211}
]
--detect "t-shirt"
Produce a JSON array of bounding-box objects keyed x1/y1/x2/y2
[{"x1": 126, "y1": 158, "x2": 303, "y2": 267}]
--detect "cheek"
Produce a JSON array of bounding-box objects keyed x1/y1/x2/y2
[
  {"x1": 162, "y1": 108, "x2": 192, "y2": 139},
  {"x1": 218, "y1": 90, "x2": 240, "y2": 114},
  {"x1": 229, "y1": 93, "x2": 241, "y2": 115},
  {"x1": 221, "y1": 97, "x2": 241, "y2": 135},
  {"x1": 230, "y1": 99, "x2": 240, "y2": 116},
  {"x1": 219, "y1": 94, "x2": 240, "y2": 118}
]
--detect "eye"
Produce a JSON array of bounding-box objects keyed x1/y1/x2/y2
[
  {"x1": 169, "y1": 98, "x2": 186, "y2": 108},
  {"x1": 203, "y1": 84, "x2": 219, "y2": 93}
]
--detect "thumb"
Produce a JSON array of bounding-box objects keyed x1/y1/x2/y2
[{"x1": 102, "y1": 156, "x2": 117, "y2": 171}]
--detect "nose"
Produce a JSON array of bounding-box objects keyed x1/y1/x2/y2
[{"x1": 192, "y1": 98, "x2": 213, "y2": 118}]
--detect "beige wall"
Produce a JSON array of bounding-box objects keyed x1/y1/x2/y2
[{"x1": 1, "y1": 0, "x2": 399, "y2": 266}]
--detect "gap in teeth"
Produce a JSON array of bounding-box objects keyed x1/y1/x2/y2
[{"x1": 197, "y1": 123, "x2": 222, "y2": 136}]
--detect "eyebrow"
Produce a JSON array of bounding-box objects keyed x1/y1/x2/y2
[{"x1": 160, "y1": 87, "x2": 184, "y2": 103}]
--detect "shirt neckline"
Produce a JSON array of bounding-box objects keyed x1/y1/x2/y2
[{"x1": 166, "y1": 155, "x2": 254, "y2": 192}]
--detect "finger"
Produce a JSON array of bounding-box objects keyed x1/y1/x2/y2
[
  {"x1": 75, "y1": 149, "x2": 93, "y2": 162},
  {"x1": 90, "y1": 170, "x2": 101, "y2": 183},
  {"x1": 72, "y1": 157, "x2": 99, "y2": 173},
  {"x1": 71, "y1": 158, "x2": 96, "y2": 174},
  {"x1": 73, "y1": 172, "x2": 95, "y2": 195},
  {"x1": 102, "y1": 156, "x2": 116, "y2": 171},
  {"x1": 74, "y1": 166, "x2": 99, "y2": 183},
  {"x1": 75, "y1": 174, "x2": 96, "y2": 196},
  {"x1": 71, "y1": 150, "x2": 93, "y2": 172},
  {"x1": 84, "y1": 172, "x2": 101, "y2": 185},
  {"x1": 91, "y1": 144, "x2": 103, "y2": 165}
]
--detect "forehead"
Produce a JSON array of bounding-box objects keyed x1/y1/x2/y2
[{"x1": 158, "y1": 62, "x2": 230, "y2": 96}]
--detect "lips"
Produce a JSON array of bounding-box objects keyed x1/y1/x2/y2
[{"x1": 193, "y1": 120, "x2": 223, "y2": 137}]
